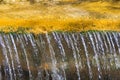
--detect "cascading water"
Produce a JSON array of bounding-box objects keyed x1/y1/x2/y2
[{"x1": 0, "y1": 31, "x2": 120, "y2": 80}]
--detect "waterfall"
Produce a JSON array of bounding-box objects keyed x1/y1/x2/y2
[
  {"x1": 80, "y1": 33, "x2": 93, "y2": 79},
  {"x1": 0, "y1": 32, "x2": 120, "y2": 80}
]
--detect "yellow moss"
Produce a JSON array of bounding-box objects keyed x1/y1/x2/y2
[
  {"x1": 0, "y1": 17, "x2": 119, "y2": 34},
  {"x1": 75, "y1": 1, "x2": 120, "y2": 15},
  {"x1": 0, "y1": 1, "x2": 119, "y2": 34}
]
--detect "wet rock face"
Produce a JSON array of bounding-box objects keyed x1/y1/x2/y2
[{"x1": 0, "y1": 31, "x2": 120, "y2": 80}]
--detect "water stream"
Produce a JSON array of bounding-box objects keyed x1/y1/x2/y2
[{"x1": 0, "y1": 31, "x2": 120, "y2": 80}]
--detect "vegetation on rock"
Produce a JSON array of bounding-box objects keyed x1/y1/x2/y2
[{"x1": 0, "y1": 1, "x2": 119, "y2": 34}]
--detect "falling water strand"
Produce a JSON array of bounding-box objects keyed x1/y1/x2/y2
[
  {"x1": 5, "y1": 34, "x2": 17, "y2": 80},
  {"x1": 46, "y1": 33, "x2": 61, "y2": 80},
  {"x1": 118, "y1": 33, "x2": 120, "y2": 50},
  {"x1": 28, "y1": 34, "x2": 39, "y2": 59},
  {"x1": 67, "y1": 34, "x2": 81, "y2": 80},
  {"x1": 118, "y1": 33, "x2": 120, "y2": 45},
  {"x1": 63, "y1": 33, "x2": 71, "y2": 48},
  {"x1": 80, "y1": 33, "x2": 93, "y2": 79},
  {"x1": 28, "y1": 34, "x2": 39, "y2": 57},
  {"x1": 108, "y1": 32, "x2": 118, "y2": 69},
  {"x1": 112, "y1": 32, "x2": 120, "y2": 69},
  {"x1": 53, "y1": 32, "x2": 66, "y2": 57},
  {"x1": 23, "y1": 34, "x2": 28, "y2": 45},
  {"x1": 0, "y1": 34, "x2": 12, "y2": 80},
  {"x1": 38, "y1": 35, "x2": 50, "y2": 80},
  {"x1": 27, "y1": 34, "x2": 44, "y2": 80},
  {"x1": 72, "y1": 34, "x2": 82, "y2": 69},
  {"x1": 28, "y1": 34, "x2": 42, "y2": 79},
  {"x1": 104, "y1": 32, "x2": 113, "y2": 54},
  {"x1": 101, "y1": 32, "x2": 111, "y2": 70},
  {"x1": 10, "y1": 34, "x2": 23, "y2": 79},
  {"x1": 104, "y1": 32, "x2": 116, "y2": 68},
  {"x1": 101, "y1": 33, "x2": 109, "y2": 53},
  {"x1": 18, "y1": 35, "x2": 33, "y2": 80},
  {"x1": 35, "y1": 35, "x2": 44, "y2": 80},
  {"x1": 88, "y1": 32, "x2": 102, "y2": 79},
  {"x1": 112, "y1": 32, "x2": 120, "y2": 54},
  {"x1": 52, "y1": 32, "x2": 66, "y2": 80},
  {"x1": 0, "y1": 66, "x2": 2, "y2": 80},
  {"x1": 93, "y1": 32, "x2": 104, "y2": 74},
  {"x1": 3, "y1": 34, "x2": 16, "y2": 80},
  {"x1": 95, "y1": 32, "x2": 108, "y2": 70}
]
